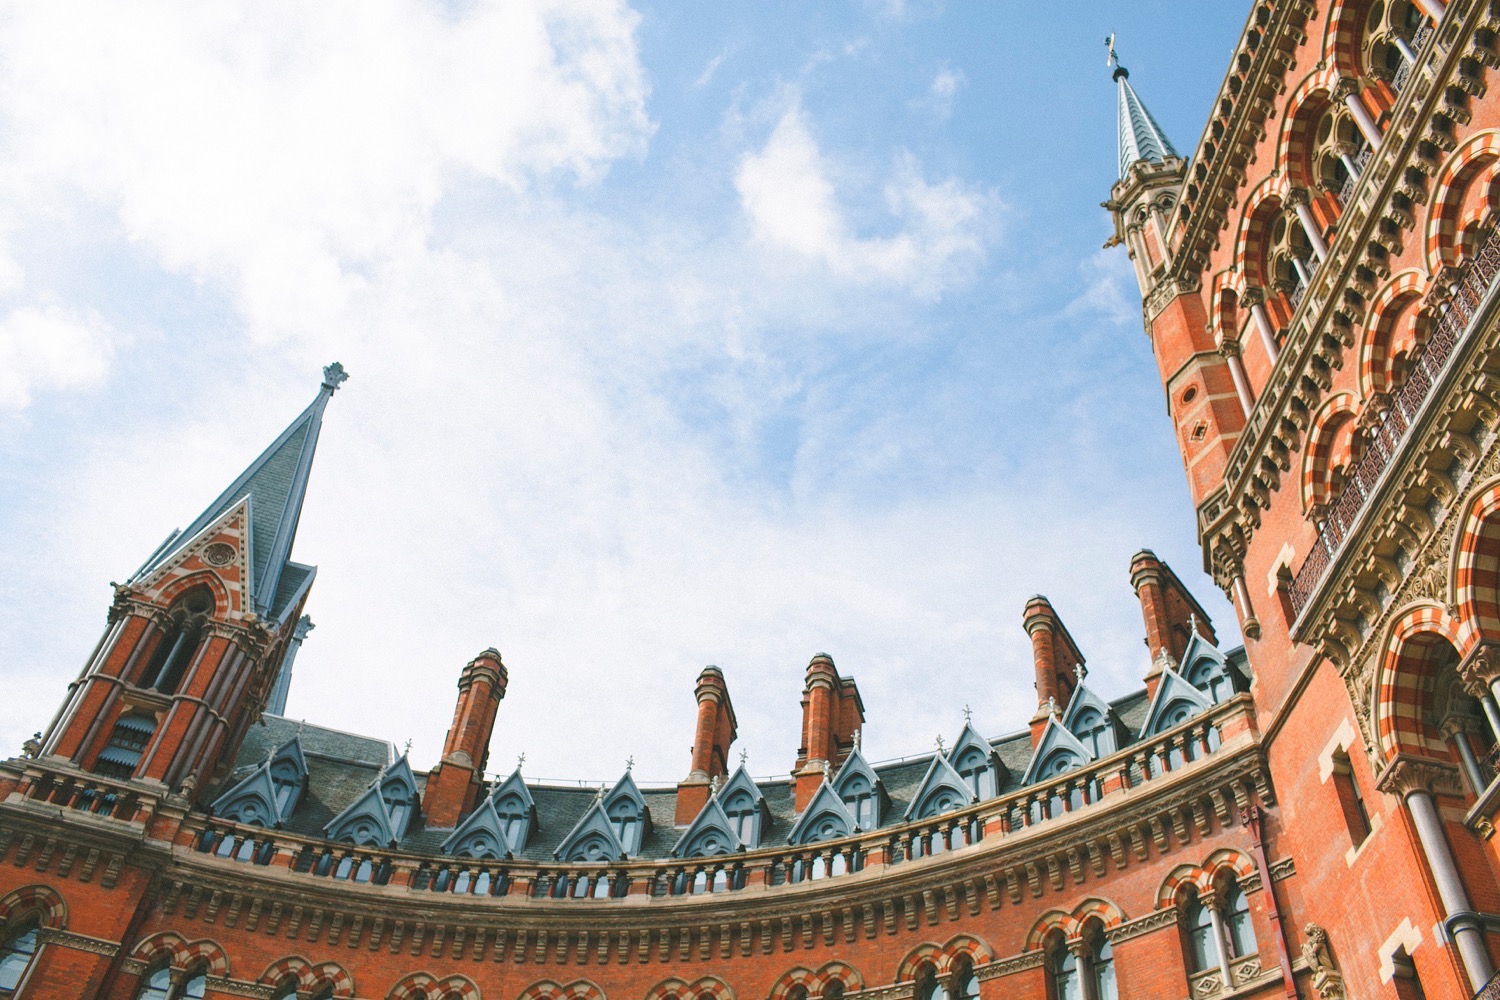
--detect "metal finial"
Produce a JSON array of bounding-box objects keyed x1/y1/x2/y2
[
  {"x1": 402, "y1": 738, "x2": 412, "y2": 757},
  {"x1": 739, "y1": 748, "x2": 748, "y2": 768},
  {"x1": 935, "y1": 734, "x2": 946, "y2": 754},
  {"x1": 625, "y1": 755, "x2": 635, "y2": 772},
  {"x1": 322, "y1": 362, "x2": 350, "y2": 391},
  {"x1": 1105, "y1": 33, "x2": 1118, "y2": 68},
  {"x1": 852, "y1": 730, "x2": 862, "y2": 753},
  {"x1": 595, "y1": 784, "x2": 606, "y2": 801},
  {"x1": 821, "y1": 760, "x2": 833, "y2": 785},
  {"x1": 1047, "y1": 696, "x2": 1059, "y2": 718},
  {"x1": 962, "y1": 704, "x2": 973, "y2": 724},
  {"x1": 1189, "y1": 613, "x2": 1199, "y2": 634},
  {"x1": 516, "y1": 752, "x2": 525, "y2": 771},
  {"x1": 1075, "y1": 663, "x2": 1086, "y2": 683},
  {"x1": 710, "y1": 775, "x2": 721, "y2": 796}
]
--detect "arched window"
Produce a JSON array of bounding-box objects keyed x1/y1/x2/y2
[
  {"x1": 822, "y1": 981, "x2": 845, "y2": 1000},
  {"x1": 495, "y1": 793, "x2": 530, "y2": 849},
  {"x1": 1086, "y1": 922, "x2": 1117, "y2": 1000},
  {"x1": 1180, "y1": 888, "x2": 1217, "y2": 973},
  {"x1": 1047, "y1": 933, "x2": 1082, "y2": 1000},
  {"x1": 953, "y1": 959, "x2": 980, "y2": 1000},
  {"x1": 270, "y1": 760, "x2": 302, "y2": 814},
  {"x1": 608, "y1": 800, "x2": 639, "y2": 848},
  {"x1": 139, "y1": 588, "x2": 215, "y2": 695},
  {"x1": 1222, "y1": 883, "x2": 1256, "y2": 958},
  {"x1": 723, "y1": 791, "x2": 758, "y2": 843},
  {"x1": 914, "y1": 968, "x2": 940, "y2": 1000},
  {"x1": 136, "y1": 966, "x2": 174, "y2": 1000},
  {"x1": 0, "y1": 920, "x2": 40, "y2": 992},
  {"x1": 840, "y1": 774, "x2": 876, "y2": 828},
  {"x1": 381, "y1": 780, "x2": 412, "y2": 835},
  {"x1": 271, "y1": 979, "x2": 299, "y2": 1000},
  {"x1": 954, "y1": 749, "x2": 994, "y2": 799}
]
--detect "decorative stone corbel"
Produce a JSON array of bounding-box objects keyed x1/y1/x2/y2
[{"x1": 1301, "y1": 924, "x2": 1347, "y2": 1000}]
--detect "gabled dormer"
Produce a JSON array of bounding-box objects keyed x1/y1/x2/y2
[
  {"x1": 949, "y1": 722, "x2": 1004, "y2": 800},
  {"x1": 555, "y1": 798, "x2": 629, "y2": 862},
  {"x1": 210, "y1": 735, "x2": 307, "y2": 828},
  {"x1": 672, "y1": 796, "x2": 741, "y2": 858},
  {"x1": 325, "y1": 755, "x2": 418, "y2": 847},
  {"x1": 903, "y1": 754, "x2": 974, "y2": 822},
  {"x1": 441, "y1": 798, "x2": 513, "y2": 860},
  {"x1": 1021, "y1": 717, "x2": 1094, "y2": 786},
  {"x1": 487, "y1": 768, "x2": 538, "y2": 852},
  {"x1": 717, "y1": 766, "x2": 769, "y2": 849},
  {"x1": 1141, "y1": 667, "x2": 1215, "y2": 736},
  {"x1": 787, "y1": 781, "x2": 857, "y2": 845},
  {"x1": 832, "y1": 748, "x2": 886, "y2": 829},
  {"x1": 1061, "y1": 683, "x2": 1126, "y2": 759},
  {"x1": 601, "y1": 771, "x2": 650, "y2": 855},
  {"x1": 1178, "y1": 632, "x2": 1248, "y2": 704}
]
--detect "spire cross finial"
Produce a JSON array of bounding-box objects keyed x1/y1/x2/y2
[
  {"x1": 322, "y1": 362, "x2": 350, "y2": 392},
  {"x1": 1075, "y1": 663, "x2": 1086, "y2": 683},
  {"x1": 516, "y1": 752, "x2": 526, "y2": 771}
]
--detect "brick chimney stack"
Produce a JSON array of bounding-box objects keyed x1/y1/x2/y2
[
  {"x1": 422, "y1": 648, "x2": 507, "y2": 829},
  {"x1": 793, "y1": 654, "x2": 864, "y2": 810},
  {"x1": 675, "y1": 666, "x2": 738, "y2": 824},
  {"x1": 1130, "y1": 550, "x2": 1216, "y2": 698},
  {"x1": 1023, "y1": 596, "x2": 1085, "y2": 747}
]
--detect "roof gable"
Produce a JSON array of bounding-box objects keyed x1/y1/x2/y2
[
  {"x1": 487, "y1": 769, "x2": 537, "y2": 851},
  {"x1": 211, "y1": 735, "x2": 307, "y2": 828},
  {"x1": 129, "y1": 497, "x2": 254, "y2": 616},
  {"x1": 554, "y1": 799, "x2": 629, "y2": 862},
  {"x1": 903, "y1": 754, "x2": 975, "y2": 821},
  {"x1": 1021, "y1": 718, "x2": 1094, "y2": 785},
  {"x1": 1062, "y1": 682, "x2": 1125, "y2": 754},
  {"x1": 325, "y1": 754, "x2": 417, "y2": 846},
  {"x1": 672, "y1": 796, "x2": 741, "y2": 858},
  {"x1": 787, "y1": 782, "x2": 856, "y2": 845},
  {"x1": 1142, "y1": 667, "x2": 1214, "y2": 735},
  {"x1": 718, "y1": 766, "x2": 768, "y2": 815},
  {"x1": 441, "y1": 798, "x2": 514, "y2": 859}
]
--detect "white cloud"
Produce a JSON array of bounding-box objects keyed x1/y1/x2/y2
[
  {"x1": 695, "y1": 49, "x2": 729, "y2": 88},
  {"x1": 1066, "y1": 247, "x2": 1139, "y2": 325},
  {"x1": 915, "y1": 65, "x2": 965, "y2": 118},
  {"x1": 0, "y1": 305, "x2": 114, "y2": 410},
  {"x1": 0, "y1": 0, "x2": 653, "y2": 346},
  {"x1": 735, "y1": 97, "x2": 990, "y2": 298}
]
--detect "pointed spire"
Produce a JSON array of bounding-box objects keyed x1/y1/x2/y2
[
  {"x1": 134, "y1": 363, "x2": 347, "y2": 620},
  {"x1": 1109, "y1": 41, "x2": 1178, "y2": 178}
]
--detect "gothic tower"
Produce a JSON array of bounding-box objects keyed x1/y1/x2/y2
[{"x1": 37, "y1": 364, "x2": 347, "y2": 798}]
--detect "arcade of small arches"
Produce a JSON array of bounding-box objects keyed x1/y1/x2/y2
[{"x1": 0, "y1": 855, "x2": 1267, "y2": 1000}]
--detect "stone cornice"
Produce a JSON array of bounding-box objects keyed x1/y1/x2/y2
[{"x1": 35, "y1": 927, "x2": 121, "y2": 956}]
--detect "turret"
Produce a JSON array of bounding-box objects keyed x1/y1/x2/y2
[
  {"x1": 1102, "y1": 43, "x2": 1245, "y2": 505},
  {"x1": 675, "y1": 666, "x2": 738, "y2": 824},
  {"x1": 39, "y1": 364, "x2": 347, "y2": 797},
  {"x1": 423, "y1": 649, "x2": 508, "y2": 828},
  {"x1": 792, "y1": 654, "x2": 864, "y2": 810},
  {"x1": 1022, "y1": 596, "x2": 1084, "y2": 747}
]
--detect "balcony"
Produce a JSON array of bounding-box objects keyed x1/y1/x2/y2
[{"x1": 1290, "y1": 226, "x2": 1500, "y2": 619}]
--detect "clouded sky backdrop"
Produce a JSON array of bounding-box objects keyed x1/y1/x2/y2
[{"x1": 0, "y1": 1, "x2": 1248, "y2": 786}]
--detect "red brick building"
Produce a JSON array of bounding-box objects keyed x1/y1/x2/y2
[{"x1": 4, "y1": 1, "x2": 1500, "y2": 998}]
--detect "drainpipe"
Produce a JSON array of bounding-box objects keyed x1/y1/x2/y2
[{"x1": 1242, "y1": 806, "x2": 1301, "y2": 998}]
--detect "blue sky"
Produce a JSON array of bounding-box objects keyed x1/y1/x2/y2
[{"x1": 0, "y1": 1, "x2": 1248, "y2": 784}]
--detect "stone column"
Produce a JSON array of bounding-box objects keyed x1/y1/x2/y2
[
  {"x1": 1288, "y1": 189, "x2": 1328, "y2": 261},
  {"x1": 1218, "y1": 340, "x2": 1255, "y2": 417},
  {"x1": 1378, "y1": 756, "x2": 1495, "y2": 990},
  {"x1": 1336, "y1": 79, "x2": 1383, "y2": 148},
  {"x1": 1204, "y1": 898, "x2": 1237, "y2": 988},
  {"x1": 1243, "y1": 289, "x2": 1280, "y2": 363},
  {"x1": 1460, "y1": 642, "x2": 1500, "y2": 746},
  {"x1": 1072, "y1": 940, "x2": 1099, "y2": 1000},
  {"x1": 1444, "y1": 718, "x2": 1487, "y2": 794}
]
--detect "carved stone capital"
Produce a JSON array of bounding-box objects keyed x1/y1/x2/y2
[
  {"x1": 1240, "y1": 286, "x2": 1266, "y2": 307},
  {"x1": 1458, "y1": 641, "x2": 1500, "y2": 697},
  {"x1": 1286, "y1": 186, "x2": 1312, "y2": 208},
  {"x1": 1332, "y1": 77, "x2": 1361, "y2": 101},
  {"x1": 1375, "y1": 754, "x2": 1463, "y2": 799},
  {"x1": 1218, "y1": 338, "x2": 1242, "y2": 358}
]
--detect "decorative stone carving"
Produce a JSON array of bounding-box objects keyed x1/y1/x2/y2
[
  {"x1": 1301, "y1": 923, "x2": 1346, "y2": 1000},
  {"x1": 1459, "y1": 642, "x2": 1500, "y2": 698},
  {"x1": 1376, "y1": 754, "x2": 1463, "y2": 799},
  {"x1": 202, "y1": 542, "x2": 235, "y2": 566}
]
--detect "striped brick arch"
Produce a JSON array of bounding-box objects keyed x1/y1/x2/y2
[
  {"x1": 893, "y1": 946, "x2": 941, "y2": 984},
  {"x1": 1456, "y1": 481, "x2": 1500, "y2": 648},
  {"x1": 767, "y1": 968, "x2": 818, "y2": 1000},
  {"x1": 128, "y1": 933, "x2": 231, "y2": 977},
  {"x1": 389, "y1": 972, "x2": 482, "y2": 1000},
  {"x1": 1069, "y1": 899, "x2": 1126, "y2": 932},
  {"x1": 517, "y1": 980, "x2": 602, "y2": 1000},
  {"x1": 1426, "y1": 131, "x2": 1500, "y2": 271},
  {"x1": 1204, "y1": 849, "x2": 1256, "y2": 885},
  {"x1": 0, "y1": 885, "x2": 67, "y2": 930},
  {"x1": 1235, "y1": 180, "x2": 1288, "y2": 290},
  {"x1": 1375, "y1": 605, "x2": 1468, "y2": 761},
  {"x1": 1212, "y1": 273, "x2": 1247, "y2": 344},
  {"x1": 1323, "y1": 0, "x2": 1369, "y2": 77},
  {"x1": 644, "y1": 977, "x2": 734, "y2": 1000},
  {"x1": 1277, "y1": 69, "x2": 1342, "y2": 190},
  {"x1": 1300, "y1": 392, "x2": 1360, "y2": 512},
  {"x1": 1359, "y1": 270, "x2": 1431, "y2": 396},
  {"x1": 260, "y1": 957, "x2": 355, "y2": 998},
  {"x1": 935, "y1": 935, "x2": 994, "y2": 975},
  {"x1": 1157, "y1": 864, "x2": 1210, "y2": 910},
  {"x1": 1024, "y1": 911, "x2": 1079, "y2": 952}
]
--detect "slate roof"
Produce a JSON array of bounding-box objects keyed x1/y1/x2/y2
[
  {"x1": 223, "y1": 650, "x2": 1246, "y2": 861},
  {"x1": 1115, "y1": 66, "x2": 1179, "y2": 177}
]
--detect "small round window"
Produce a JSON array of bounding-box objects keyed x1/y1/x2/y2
[{"x1": 1181, "y1": 385, "x2": 1198, "y2": 404}]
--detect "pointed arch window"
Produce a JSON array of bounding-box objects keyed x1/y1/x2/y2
[
  {"x1": 723, "y1": 791, "x2": 759, "y2": 844},
  {"x1": 381, "y1": 780, "x2": 413, "y2": 837},
  {"x1": 0, "y1": 921, "x2": 39, "y2": 992},
  {"x1": 954, "y1": 748, "x2": 994, "y2": 799},
  {"x1": 1047, "y1": 933, "x2": 1082, "y2": 1000},
  {"x1": 495, "y1": 793, "x2": 530, "y2": 850},
  {"x1": 914, "y1": 968, "x2": 940, "y2": 1000},
  {"x1": 270, "y1": 760, "x2": 302, "y2": 814},
  {"x1": 135, "y1": 965, "x2": 208, "y2": 1000},
  {"x1": 139, "y1": 588, "x2": 215, "y2": 695},
  {"x1": 608, "y1": 800, "x2": 638, "y2": 848},
  {"x1": 952, "y1": 958, "x2": 980, "y2": 1000},
  {"x1": 1085, "y1": 921, "x2": 1118, "y2": 1000},
  {"x1": 840, "y1": 775, "x2": 876, "y2": 828},
  {"x1": 1072, "y1": 708, "x2": 1110, "y2": 758}
]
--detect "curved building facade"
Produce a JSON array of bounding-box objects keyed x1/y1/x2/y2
[{"x1": 7, "y1": 1, "x2": 1500, "y2": 998}]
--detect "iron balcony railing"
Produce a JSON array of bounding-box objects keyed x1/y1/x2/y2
[
  {"x1": 1290, "y1": 226, "x2": 1500, "y2": 618},
  {"x1": 1338, "y1": 146, "x2": 1373, "y2": 206},
  {"x1": 1393, "y1": 21, "x2": 1435, "y2": 93}
]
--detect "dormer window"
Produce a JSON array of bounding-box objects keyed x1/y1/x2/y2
[
  {"x1": 840, "y1": 775, "x2": 876, "y2": 827},
  {"x1": 382, "y1": 780, "x2": 412, "y2": 834}
]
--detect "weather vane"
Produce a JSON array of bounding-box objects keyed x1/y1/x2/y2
[{"x1": 1105, "y1": 33, "x2": 1118, "y2": 68}]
